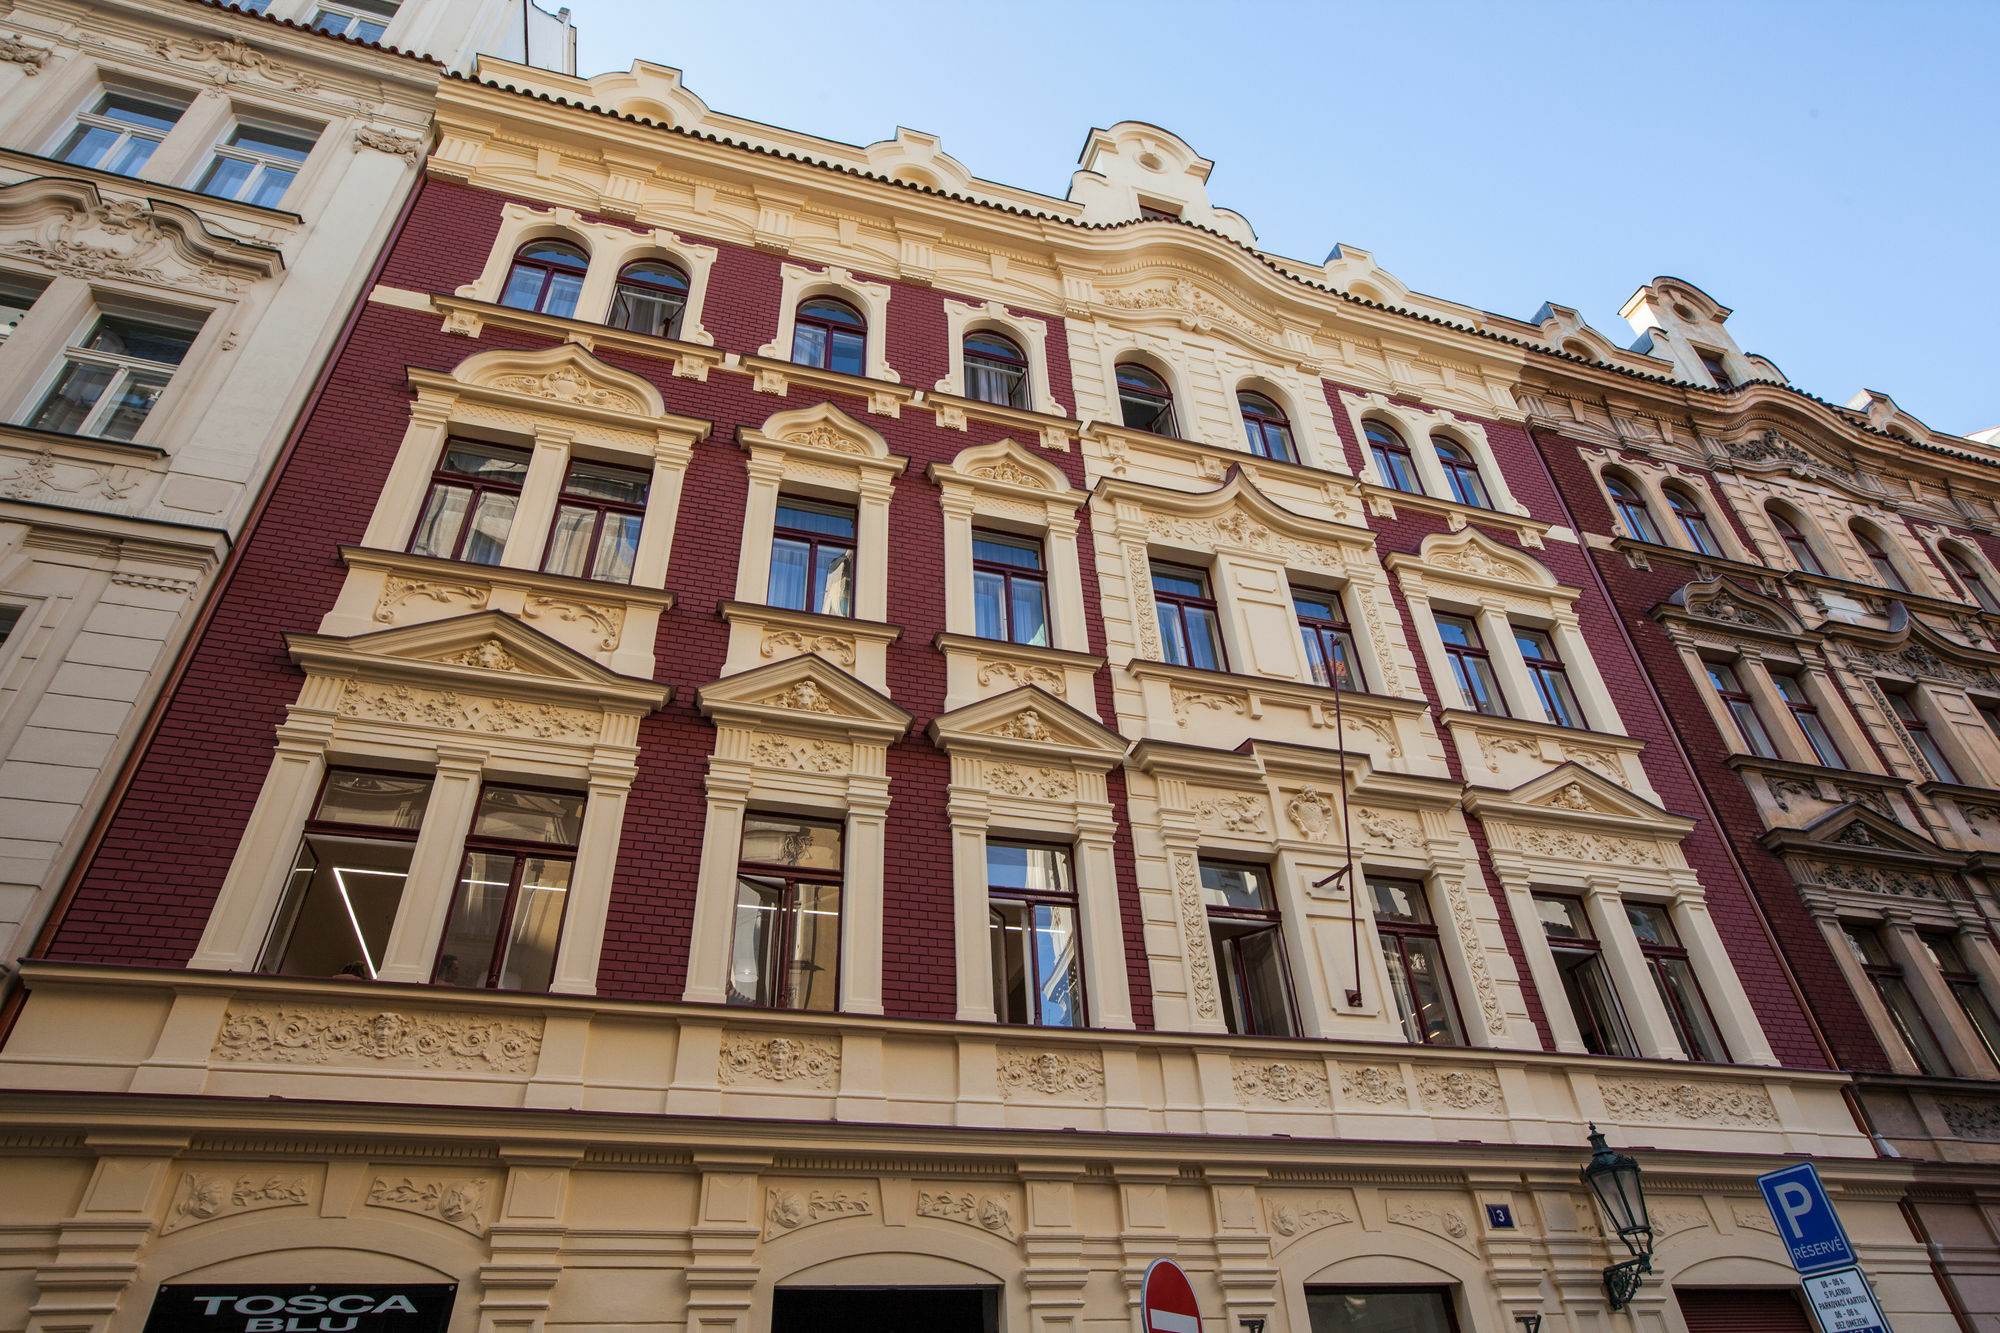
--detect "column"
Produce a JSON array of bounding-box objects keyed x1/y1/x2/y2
[
  {"x1": 1669, "y1": 895, "x2": 1778, "y2": 1066},
  {"x1": 26, "y1": 1135, "x2": 188, "y2": 1333},
  {"x1": 1477, "y1": 603, "x2": 1539, "y2": 723},
  {"x1": 682, "y1": 770, "x2": 750, "y2": 1005},
  {"x1": 854, "y1": 473, "x2": 895, "y2": 622},
  {"x1": 1077, "y1": 811, "x2": 1135, "y2": 1031},
  {"x1": 476, "y1": 1147, "x2": 581, "y2": 1333},
  {"x1": 682, "y1": 1157, "x2": 769, "y2": 1333},
  {"x1": 731, "y1": 453, "x2": 784, "y2": 603},
  {"x1": 376, "y1": 747, "x2": 485, "y2": 984},
  {"x1": 499, "y1": 426, "x2": 573, "y2": 570},
  {"x1": 1550, "y1": 611, "x2": 1621, "y2": 735},
  {"x1": 548, "y1": 759, "x2": 635, "y2": 996},
  {"x1": 360, "y1": 394, "x2": 456, "y2": 549},
  {"x1": 189, "y1": 722, "x2": 329, "y2": 970},
  {"x1": 629, "y1": 433, "x2": 694, "y2": 589},
  {"x1": 1583, "y1": 878, "x2": 1681, "y2": 1061},
  {"x1": 842, "y1": 781, "x2": 889, "y2": 1016},
  {"x1": 940, "y1": 488, "x2": 977, "y2": 637},
  {"x1": 949, "y1": 786, "x2": 994, "y2": 1023},
  {"x1": 1045, "y1": 508, "x2": 1089, "y2": 654}
]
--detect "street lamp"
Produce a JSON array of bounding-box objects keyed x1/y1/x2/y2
[{"x1": 1580, "y1": 1124, "x2": 1653, "y2": 1311}]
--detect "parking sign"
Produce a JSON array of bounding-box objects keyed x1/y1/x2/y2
[
  {"x1": 1800, "y1": 1267, "x2": 1891, "y2": 1333},
  {"x1": 1757, "y1": 1162, "x2": 1857, "y2": 1275}
]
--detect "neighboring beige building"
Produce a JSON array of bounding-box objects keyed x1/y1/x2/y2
[{"x1": 0, "y1": 0, "x2": 573, "y2": 984}]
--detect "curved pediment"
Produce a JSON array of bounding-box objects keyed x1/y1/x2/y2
[
  {"x1": 934, "y1": 438, "x2": 1071, "y2": 494},
  {"x1": 1662, "y1": 577, "x2": 1806, "y2": 639},
  {"x1": 1828, "y1": 603, "x2": 2000, "y2": 690},
  {"x1": 751, "y1": 401, "x2": 892, "y2": 460},
  {"x1": 1102, "y1": 470, "x2": 1376, "y2": 571},
  {"x1": 448, "y1": 343, "x2": 665, "y2": 418},
  {"x1": 0, "y1": 178, "x2": 282, "y2": 296},
  {"x1": 1410, "y1": 527, "x2": 1559, "y2": 590}
]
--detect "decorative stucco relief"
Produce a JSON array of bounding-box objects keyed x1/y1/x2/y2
[
  {"x1": 374, "y1": 574, "x2": 488, "y2": 621},
  {"x1": 1339, "y1": 1064, "x2": 1407, "y2": 1106},
  {"x1": 1145, "y1": 510, "x2": 1344, "y2": 572},
  {"x1": 354, "y1": 126, "x2": 425, "y2": 161},
  {"x1": 1172, "y1": 852, "x2": 1219, "y2": 1018},
  {"x1": 1232, "y1": 1059, "x2": 1330, "y2": 1107},
  {"x1": 781, "y1": 424, "x2": 869, "y2": 456},
  {"x1": 149, "y1": 35, "x2": 319, "y2": 90},
  {"x1": 1266, "y1": 1196, "x2": 1356, "y2": 1240},
  {"x1": 1125, "y1": 542, "x2": 1163, "y2": 660},
  {"x1": 1354, "y1": 807, "x2": 1419, "y2": 847},
  {"x1": 1515, "y1": 825, "x2": 1664, "y2": 867},
  {"x1": 1386, "y1": 1198, "x2": 1472, "y2": 1245},
  {"x1": 985, "y1": 763, "x2": 1074, "y2": 799},
  {"x1": 1, "y1": 197, "x2": 246, "y2": 293},
  {"x1": 165, "y1": 1172, "x2": 311, "y2": 1232},
  {"x1": 965, "y1": 460, "x2": 1046, "y2": 489},
  {"x1": 997, "y1": 1048, "x2": 1105, "y2": 1101},
  {"x1": 1100, "y1": 279, "x2": 1264, "y2": 337},
  {"x1": 1733, "y1": 1204, "x2": 1778, "y2": 1235},
  {"x1": 0, "y1": 33, "x2": 51, "y2": 74},
  {"x1": 1939, "y1": 1099, "x2": 2000, "y2": 1142},
  {"x1": 748, "y1": 733, "x2": 851, "y2": 773},
  {"x1": 762, "y1": 628, "x2": 857, "y2": 666},
  {"x1": 336, "y1": 680, "x2": 601, "y2": 741},
  {"x1": 1651, "y1": 1202, "x2": 1713, "y2": 1239},
  {"x1": 212, "y1": 1004, "x2": 543, "y2": 1073},
  {"x1": 1599, "y1": 1078, "x2": 1777, "y2": 1127},
  {"x1": 1286, "y1": 786, "x2": 1337, "y2": 841},
  {"x1": 718, "y1": 1033, "x2": 840, "y2": 1088},
  {"x1": 1171, "y1": 686, "x2": 1247, "y2": 725},
  {"x1": 916, "y1": 1188, "x2": 1018, "y2": 1239},
  {"x1": 436, "y1": 640, "x2": 529, "y2": 672},
  {"x1": 0, "y1": 448, "x2": 143, "y2": 504},
  {"x1": 766, "y1": 1187, "x2": 872, "y2": 1236},
  {"x1": 1193, "y1": 792, "x2": 1269, "y2": 834},
  {"x1": 523, "y1": 594, "x2": 623, "y2": 650},
  {"x1": 756, "y1": 680, "x2": 838, "y2": 713},
  {"x1": 1437, "y1": 876, "x2": 1508, "y2": 1033},
  {"x1": 1417, "y1": 1066, "x2": 1502, "y2": 1112},
  {"x1": 1800, "y1": 860, "x2": 1943, "y2": 899},
  {"x1": 489, "y1": 366, "x2": 644, "y2": 412},
  {"x1": 367, "y1": 1176, "x2": 488, "y2": 1234},
  {"x1": 1842, "y1": 641, "x2": 2000, "y2": 693},
  {"x1": 976, "y1": 659, "x2": 1065, "y2": 692}
]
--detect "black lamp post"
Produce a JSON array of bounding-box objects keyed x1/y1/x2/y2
[{"x1": 1580, "y1": 1124, "x2": 1653, "y2": 1311}]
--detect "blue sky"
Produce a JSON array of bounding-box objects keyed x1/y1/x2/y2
[{"x1": 571, "y1": 2, "x2": 1999, "y2": 437}]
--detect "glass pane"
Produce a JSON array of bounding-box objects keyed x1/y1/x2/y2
[
  {"x1": 57, "y1": 123, "x2": 121, "y2": 169},
  {"x1": 788, "y1": 880, "x2": 841, "y2": 1011},
  {"x1": 814, "y1": 545, "x2": 853, "y2": 617},
  {"x1": 1925, "y1": 934, "x2": 1970, "y2": 973},
  {"x1": 198, "y1": 154, "x2": 255, "y2": 200},
  {"x1": 767, "y1": 537, "x2": 809, "y2": 610},
  {"x1": 776, "y1": 503, "x2": 855, "y2": 538},
  {"x1": 435, "y1": 851, "x2": 512, "y2": 987},
  {"x1": 973, "y1": 535, "x2": 1042, "y2": 569},
  {"x1": 103, "y1": 134, "x2": 161, "y2": 177},
  {"x1": 1301, "y1": 629, "x2": 1333, "y2": 688},
  {"x1": 1624, "y1": 902, "x2": 1678, "y2": 946},
  {"x1": 1329, "y1": 630, "x2": 1359, "y2": 690},
  {"x1": 497, "y1": 856, "x2": 569, "y2": 991},
  {"x1": 440, "y1": 441, "x2": 530, "y2": 481},
  {"x1": 1402, "y1": 936, "x2": 1464, "y2": 1045},
  {"x1": 543, "y1": 271, "x2": 583, "y2": 319},
  {"x1": 230, "y1": 123, "x2": 316, "y2": 161},
  {"x1": 1878, "y1": 976, "x2": 1948, "y2": 1074},
  {"x1": 461, "y1": 492, "x2": 516, "y2": 566},
  {"x1": 991, "y1": 901, "x2": 1030, "y2": 1022},
  {"x1": 541, "y1": 505, "x2": 595, "y2": 579},
  {"x1": 1158, "y1": 606, "x2": 1190, "y2": 666},
  {"x1": 1369, "y1": 878, "x2": 1429, "y2": 924},
  {"x1": 1151, "y1": 566, "x2": 1207, "y2": 598},
  {"x1": 1381, "y1": 937, "x2": 1424, "y2": 1043},
  {"x1": 1185, "y1": 605, "x2": 1224, "y2": 671},
  {"x1": 100, "y1": 368, "x2": 171, "y2": 440},
  {"x1": 1562, "y1": 953, "x2": 1634, "y2": 1057},
  {"x1": 353, "y1": 17, "x2": 387, "y2": 41},
  {"x1": 728, "y1": 875, "x2": 781, "y2": 1007},
  {"x1": 259, "y1": 832, "x2": 411, "y2": 978},
  {"x1": 801, "y1": 299, "x2": 863, "y2": 327},
  {"x1": 1200, "y1": 862, "x2": 1272, "y2": 911},
  {"x1": 499, "y1": 265, "x2": 543, "y2": 310},
  {"x1": 592, "y1": 511, "x2": 642, "y2": 584},
  {"x1": 1534, "y1": 896, "x2": 1592, "y2": 940},
  {"x1": 1434, "y1": 616, "x2": 1477, "y2": 649},
  {"x1": 91, "y1": 315, "x2": 196, "y2": 365},
  {"x1": 1305, "y1": 1289, "x2": 1455, "y2": 1333},
  {"x1": 973, "y1": 569, "x2": 1006, "y2": 640},
  {"x1": 473, "y1": 787, "x2": 584, "y2": 844},
  {"x1": 608, "y1": 288, "x2": 682, "y2": 337},
  {"x1": 564, "y1": 461, "x2": 649, "y2": 505},
  {"x1": 1010, "y1": 577, "x2": 1048, "y2": 647},
  {"x1": 29, "y1": 360, "x2": 112, "y2": 434},
  {"x1": 315, "y1": 771, "x2": 433, "y2": 828},
  {"x1": 740, "y1": 815, "x2": 842, "y2": 871},
  {"x1": 829, "y1": 328, "x2": 865, "y2": 378},
  {"x1": 248, "y1": 165, "x2": 296, "y2": 209},
  {"x1": 965, "y1": 362, "x2": 1014, "y2": 406},
  {"x1": 1237, "y1": 925, "x2": 1294, "y2": 1036},
  {"x1": 791, "y1": 323, "x2": 828, "y2": 367},
  {"x1": 1032, "y1": 901, "x2": 1084, "y2": 1028},
  {"x1": 1655, "y1": 955, "x2": 1727, "y2": 1062},
  {"x1": 987, "y1": 844, "x2": 1070, "y2": 894},
  {"x1": 1952, "y1": 980, "x2": 2000, "y2": 1067}
]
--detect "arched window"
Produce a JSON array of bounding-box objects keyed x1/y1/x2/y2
[
  {"x1": 499, "y1": 239, "x2": 588, "y2": 319},
  {"x1": 1116, "y1": 363, "x2": 1177, "y2": 436},
  {"x1": 1605, "y1": 475, "x2": 1661, "y2": 543},
  {"x1": 1853, "y1": 523, "x2": 1908, "y2": 591},
  {"x1": 1665, "y1": 485, "x2": 1723, "y2": 557},
  {"x1": 791, "y1": 297, "x2": 866, "y2": 377},
  {"x1": 1768, "y1": 506, "x2": 1823, "y2": 574},
  {"x1": 1433, "y1": 437, "x2": 1490, "y2": 508},
  {"x1": 963, "y1": 331, "x2": 1027, "y2": 408},
  {"x1": 1365, "y1": 421, "x2": 1421, "y2": 494},
  {"x1": 1944, "y1": 545, "x2": 2000, "y2": 613},
  {"x1": 606, "y1": 261, "x2": 688, "y2": 339},
  {"x1": 1237, "y1": 392, "x2": 1294, "y2": 463}
]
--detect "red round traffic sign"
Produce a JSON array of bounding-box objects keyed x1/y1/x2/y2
[{"x1": 1140, "y1": 1258, "x2": 1201, "y2": 1333}]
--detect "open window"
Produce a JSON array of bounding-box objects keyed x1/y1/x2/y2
[
  {"x1": 606, "y1": 261, "x2": 689, "y2": 339},
  {"x1": 1369, "y1": 876, "x2": 1464, "y2": 1046},
  {"x1": 964, "y1": 331, "x2": 1028, "y2": 408},
  {"x1": 1200, "y1": 860, "x2": 1297, "y2": 1037},
  {"x1": 987, "y1": 842, "x2": 1085, "y2": 1027},
  {"x1": 730, "y1": 814, "x2": 843, "y2": 1011},
  {"x1": 1116, "y1": 362, "x2": 1177, "y2": 436}
]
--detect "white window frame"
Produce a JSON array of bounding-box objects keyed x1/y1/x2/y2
[
  {"x1": 49, "y1": 84, "x2": 190, "y2": 178},
  {"x1": 23, "y1": 305, "x2": 204, "y2": 442},
  {"x1": 758, "y1": 262, "x2": 897, "y2": 384},
  {"x1": 936, "y1": 299, "x2": 1059, "y2": 416},
  {"x1": 196, "y1": 116, "x2": 321, "y2": 209},
  {"x1": 306, "y1": 0, "x2": 398, "y2": 43}
]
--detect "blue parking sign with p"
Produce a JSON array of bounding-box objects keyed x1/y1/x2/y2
[{"x1": 1758, "y1": 1163, "x2": 1857, "y2": 1275}]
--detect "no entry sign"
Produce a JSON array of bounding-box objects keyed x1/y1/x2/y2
[{"x1": 1141, "y1": 1258, "x2": 1201, "y2": 1333}]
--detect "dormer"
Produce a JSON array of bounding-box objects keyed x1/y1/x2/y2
[
  {"x1": 1067, "y1": 122, "x2": 1256, "y2": 246},
  {"x1": 1845, "y1": 389, "x2": 1933, "y2": 444},
  {"x1": 1620, "y1": 276, "x2": 1783, "y2": 390},
  {"x1": 1323, "y1": 243, "x2": 1417, "y2": 308},
  {"x1": 858, "y1": 127, "x2": 976, "y2": 194}
]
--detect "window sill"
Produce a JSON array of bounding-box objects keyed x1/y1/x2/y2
[
  {"x1": 934, "y1": 631, "x2": 1103, "y2": 674},
  {"x1": 0, "y1": 420, "x2": 167, "y2": 461},
  {"x1": 1356, "y1": 483, "x2": 1550, "y2": 548},
  {"x1": 1082, "y1": 419, "x2": 1359, "y2": 492},
  {"x1": 1723, "y1": 753, "x2": 1906, "y2": 791},
  {"x1": 924, "y1": 389, "x2": 1076, "y2": 451},
  {"x1": 427, "y1": 295, "x2": 726, "y2": 381},
  {"x1": 720, "y1": 599, "x2": 903, "y2": 644},
  {"x1": 738, "y1": 354, "x2": 917, "y2": 419},
  {"x1": 1437, "y1": 709, "x2": 1650, "y2": 793}
]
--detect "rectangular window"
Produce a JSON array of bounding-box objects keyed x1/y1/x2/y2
[
  {"x1": 1151, "y1": 561, "x2": 1228, "y2": 672},
  {"x1": 730, "y1": 814, "x2": 842, "y2": 1011},
  {"x1": 1888, "y1": 689, "x2": 1962, "y2": 784},
  {"x1": 1200, "y1": 861, "x2": 1296, "y2": 1036},
  {"x1": 1535, "y1": 894, "x2": 1636, "y2": 1057},
  {"x1": 310, "y1": 0, "x2": 397, "y2": 41},
  {"x1": 0, "y1": 273, "x2": 49, "y2": 342},
  {"x1": 1705, "y1": 660, "x2": 1777, "y2": 758},
  {"x1": 1514, "y1": 626, "x2": 1583, "y2": 728},
  {"x1": 408, "y1": 439, "x2": 530, "y2": 566},
  {"x1": 55, "y1": 87, "x2": 188, "y2": 176},
  {"x1": 768, "y1": 499, "x2": 855, "y2": 617},
  {"x1": 1435, "y1": 613, "x2": 1506, "y2": 716},
  {"x1": 1306, "y1": 1287, "x2": 1459, "y2": 1333},
  {"x1": 1843, "y1": 924, "x2": 1947, "y2": 1074},
  {"x1": 1771, "y1": 672, "x2": 1844, "y2": 767},
  {"x1": 972, "y1": 531, "x2": 1049, "y2": 647},
  {"x1": 434, "y1": 786, "x2": 582, "y2": 992},
  {"x1": 1137, "y1": 202, "x2": 1181, "y2": 222},
  {"x1": 258, "y1": 770, "x2": 433, "y2": 979},
  {"x1": 1977, "y1": 699, "x2": 2000, "y2": 741},
  {"x1": 1696, "y1": 347, "x2": 1734, "y2": 390},
  {"x1": 987, "y1": 842, "x2": 1084, "y2": 1027},
  {"x1": 0, "y1": 605, "x2": 22, "y2": 649},
  {"x1": 541, "y1": 458, "x2": 649, "y2": 584},
  {"x1": 197, "y1": 120, "x2": 318, "y2": 208},
  {"x1": 1294, "y1": 585, "x2": 1362, "y2": 691},
  {"x1": 1369, "y1": 876, "x2": 1464, "y2": 1046},
  {"x1": 1624, "y1": 902, "x2": 1728, "y2": 1062},
  {"x1": 29, "y1": 311, "x2": 199, "y2": 441},
  {"x1": 1923, "y1": 932, "x2": 2000, "y2": 1069}
]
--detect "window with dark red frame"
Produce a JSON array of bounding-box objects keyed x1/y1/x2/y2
[
  {"x1": 1943, "y1": 545, "x2": 2000, "y2": 613},
  {"x1": 408, "y1": 439, "x2": 530, "y2": 566},
  {"x1": 1117, "y1": 363, "x2": 1177, "y2": 436},
  {"x1": 1605, "y1": 474, "x2": 1662, "y2": 543},
  {"x1": 1200, "y1": 861, "x2": 1297, "y2": 1037},
  {"x1": 987, "y1": 842, "x2": 1085, "y2": 1028},
  {"x1": 1514, "y1": 625, "x2": 1583, "y2": 728},
  {"x1": 540, "y1": 458, "x2": 649, "y2": 585},
  {"x1": 1293, "y1": 585, "x2": 1362, "y2": 691},
  {"x1": 1696, "y1": 346, "x2": 1734, "y2": 389},
  {"x1": 791, "y1": 296, "x2": 866, "y2": 376},
  {"x1": 433, "y1": 785, "x2": 583, "y2": 993},
  {"x1": 1535, "y1": 894, "x2": 1636, "y2": 1057},
  {"x1": 1705, "y1": 660, "x2": 1777, "y2": 758},
  {"x1": 1237, "y1": 391, "x2": 1296, "y2": 463},
  {"x1": 730, "y1": 814, "x2": 843, "y2": 1011},
  {"x1": 1435, "y1": 613, "x2": 1506, "y2": 716},
  {"x1": 1365, "y1": 420, "x2": 1422, "y2": 494},
  {"x1": 1769, "y1": 507, "x2": 1824, "y2": 573},
  {"x1": 499, "y1": 239, "x2": 588, "y2": 319},
  {"x1": 1843, "y1": 923, "x2": 1948, "y2": 1074},
  {"x1": 606, "y1": 260, "x2": 688, "y2": 338},
  {"x1": 1369, "y1": 876, "x2": 1464, "y2": 1046},
  {"x1": 1923, "y1": 932, "x2": 2000, "y2": 1069},
  {"x1": 1433, "y1": 437, "x2": 1490, "y2": 508},
  {"x1": 1151, "y1": 561, "x2": 1227, "y2": 671},
  {"x1": 1771, "y1": 672, "x2": 1844, "y2": 767},
  {"x1": 1625, "y1": 902, "x2": 1729, "y2": 1062},
  {"x1": 768, "y1": 499, "x2": 856, "y2": 617},
  {"x1": 1665, "y1": 485, "x2": 1723, "y2": 556},
  {"x1": 1888, "y1": 688, "x2": 1962, "y2": 783},
  {"x1": 973, "y1": 530, "x2": 1048, "y2": 646},
  {"x1": 964, "y1": 330, "x2": 1028, "y2": 408},
  {"x1": 1853, "y1": 523, "x2": 1909, "y2": 591}
]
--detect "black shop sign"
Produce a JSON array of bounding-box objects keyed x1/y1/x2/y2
[{"x1": 143, "y1": 1285, "x2": 456, "y2": 1333}]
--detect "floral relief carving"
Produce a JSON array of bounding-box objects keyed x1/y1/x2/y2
[
  {"x1": 1171, "y1": 686, "x2": 1248, "y2": 726},
  {"x1": 718, "y1": 1032, "x2": 840, "y2": 1088},
  {"x1": 1339, "y1": 1065, "x2": 1408, "y2": 1106},
  {"x1": 757, "y1": 680, "x2": 838, "y2": 713},
  {"x1": 1842, "y1": 641, "x2": 2000, "y2": 693},
  {"x1": 1100, "y1": 279, "x2": 1262, "y2": 337},
  {"x1": 985, "y1": 764, "x2": 1074, "y2": 799},
  {"x1": 917, "y1": 1189, "x2": 1017, "y2": 1238},
  {"x1": 1651, "y1": 1202, "x2": 1713, "y2": 1239},
  {"x1": 976, "y1": 659, "x2": 1065, "y2": 692},
  {"x1": 1286, "y1": 785, "x2": 1337, "y2": 841},
  {"x1": 374, "y1": 574, "x2": 488, "y2": 621},
  {"x1": 0, "y1": 33, "x2": 51, "y2": 74},
  {"x1": 1437, "y1": 877, "x2": 1508, "y2": 1033},
  {"x1": 997, "y1": 1048, "x2": 1105, "y2": 1101},
  {"x1": 0, "y1": 448, "x2": 143, "y2": 504},
  {"x1": 1344, "y1": 712, "x2": 1404, "y2": 759},
  {"x1": 1599, "y1": 1078, "x2": 1778, "y2": 1127},
  {"x1": 489, "y1": 366, "x2": 643, "y2": 412},
  {"x1": 436, "y1": 640, "x2": 528, "y2": 672},
  {"x1": 1387, "y1": 1199, "x2": 1471, "y2": 1243},
  {"x1": 1479, "y1": 732, "x2": 1540, "y2": 772},
  {"x1": 1232, "y1": 1059, "x2": 1330, "y2": 1106},
  {"x1": 1687, "y1": 590, "x2": 1777, "y2": 628},
  {"x1": 1144, "y1": 511, "x2": 1344, "y2": 572},
  {"x1": 1807, "y1": 861, "x2": 1942, "y2": 898},
  {"x1": 353, "y1": 126, "x2": 424, "y2": 161},
  {"x1": 1733, "y1": 1204, "x2": 1778, "y2": 1235},
  {"x1": 966, "y1": 461, "x2": 1046, "y2": 489},
  {"x1": 1267, "y1": 1197, "x2": 1355, "y2": 1239},
  {"x1": 767, "y1": 1188, "x2": 871, "y2": 1234},
  {"x1": 367, "y1": 1177, "x2": 489, "y2": 1234},
  {"x1": 112, "y1": 571, "x2": 197, "y2": 595},
  {"x1": 1, "y1": 199, "x2": 245, "y2": 293},
  {"x1": 1516, "y1": 825, "x2": 1664, "y2": 867},
  {"x1": 1173, "y1": 852, "x2": 1219, "y2": 1018},
  {"x1": 336, "y1": 680, "x2": 599, "y2": 740},
  {"x1": 748, "y1": 733, "x2": 851, "y2": 774},
  {"x1": 166, "y1": 1172, "x2": 310, "y2": 1232},
  {"x1": 1417, "y1": 1067, "x2": 1502, "y2": 1112},
  {"x1": 1939, "y1": 1099, "x2": 2000, "y2": 1141},
  {"x1": 213, "y1": 1005, "x2": 542, "y2": 1071},
  {"x1": 1354, "y1": 807, "x2": 1419, "y2": 847},
  {"x1": 761, "y1": 629, "x2": 857, "y2": 666},
  {"x1": 1193, "y1": 793, "x2": 1269, "y2": 834},
  {"x1": 1768, "y1": 776, "x2": 1822, "y2": 812},
  {"x1": 522, "y1": 595, "x2": 623, "y2": 650},
  {"x1": 150, "y1": 35, "x2": 319, "y2": 90},
  {"x1": 1428, "y1": 546, "x2": 1523, "y2": 582},
  {"x1": 1560, "y1": 745, "x2": 1625, "y2": 784},
  {"x1": 1126, "y1": 543, "x2": 1163, "y2": 659},
  {"x1": 781, "y1": 424, "x2": 868, "y2": 455}
]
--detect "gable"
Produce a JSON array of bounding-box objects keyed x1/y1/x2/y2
[
  {"x1": 929, "y1": 686, "x2": 1129, "y2": 765},
  {"x1": 698, "y1": 652, "x2": 913, "y2": 738},
  {"x1": 448, "y1": 342, "x2": 667, "y2": 418}
]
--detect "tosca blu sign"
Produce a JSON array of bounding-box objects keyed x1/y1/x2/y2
[{"x1": 143, "y1": 1286, "x2": 457, "y2": 1333}]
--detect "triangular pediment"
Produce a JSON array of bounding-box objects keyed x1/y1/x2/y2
[
  {"x1": 449, "y1": 342, "x2": 666, "y2": 418},
  {"x1": 1779, "y1": 804, "x2": 1955, "y2": 861},
  {"x1": 929, "y1": 686, "x2": 1130, "y2": 765},
  {"x1": 1464, "y1": 762, "x2": 1691, "y2": 835},
  {"x1": 698, "y1": 653, "x2": 912, "y2": 738}
]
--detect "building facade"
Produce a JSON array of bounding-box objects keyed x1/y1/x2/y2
[
  {"x1": 1, "y1": 45, "x2": 1995, "y2": 1333},
  {"x1": 0, "y1": 0, "x2": 574, "y2": 991}
]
